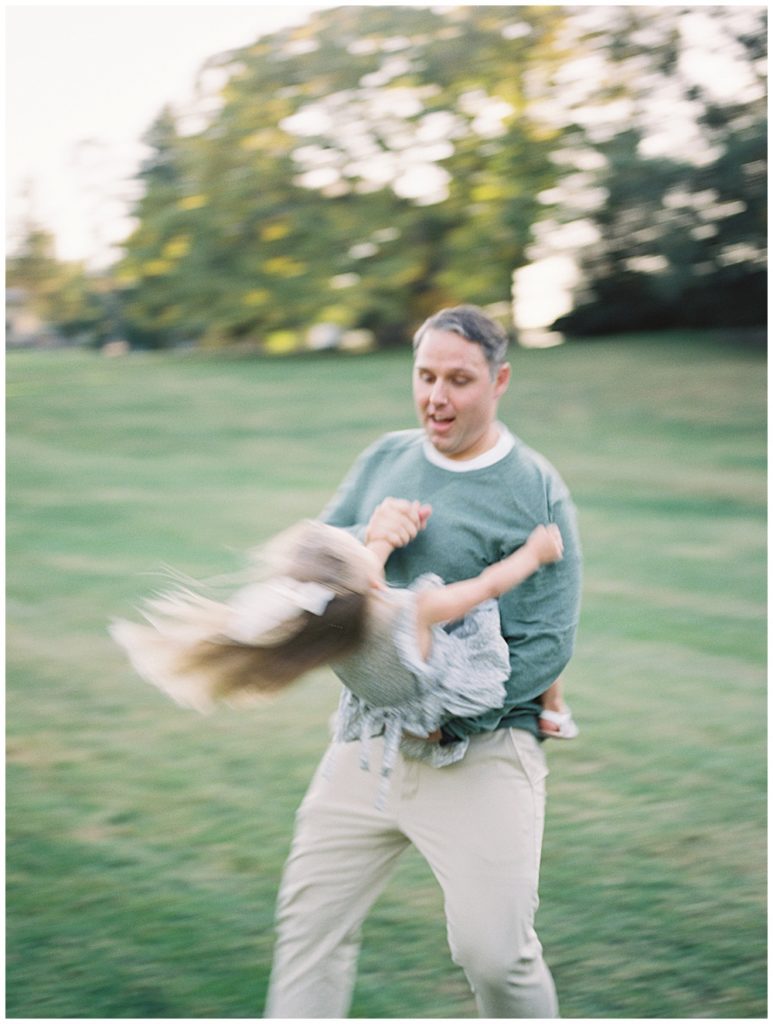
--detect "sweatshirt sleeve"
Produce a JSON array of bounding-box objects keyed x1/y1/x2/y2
[{"x1": 442, "y1": 489, "x2": 582, "y2": 738}]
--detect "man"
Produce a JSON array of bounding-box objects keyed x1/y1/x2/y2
[{"x1": 264, "y1": 305, "x2": 582, "y2": 1018}]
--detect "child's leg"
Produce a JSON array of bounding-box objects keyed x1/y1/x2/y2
[
  {"x1": 538, "y1": 678, "x2": 579, "y2": 739},
  {"x1": 539, "y1": 677, "x2": 566, "y2": 715}
]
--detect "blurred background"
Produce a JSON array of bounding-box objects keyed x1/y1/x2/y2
[
  {"x1": 7, "y1": 3, "x2": 766, "y2": 350},
  {"x1": 6, "y1": 4, "x2": 767, "y2": 1019}
]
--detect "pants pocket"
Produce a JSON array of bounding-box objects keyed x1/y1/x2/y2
[{"x1": 507, "y1": 727, "x2": 549, "y2": 787}]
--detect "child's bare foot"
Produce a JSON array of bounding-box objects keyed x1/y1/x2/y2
[{"x1": 538, "y1": 706, "x2": 579, "y2": 740}]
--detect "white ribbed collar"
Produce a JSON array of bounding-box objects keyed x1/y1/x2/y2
[{"x1": 422, "y1": 423, "x2": 515, "y2": 473}]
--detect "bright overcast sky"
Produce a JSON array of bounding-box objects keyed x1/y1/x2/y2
[{"x1": 6, "y1": 4, "x2": 324, "y2": 263}]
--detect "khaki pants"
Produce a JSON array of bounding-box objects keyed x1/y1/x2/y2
[{"x1": 264, "y1": 727, "x2": 558, "y2": 1019}]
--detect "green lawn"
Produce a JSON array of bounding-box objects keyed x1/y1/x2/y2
[{"x1": 6, "y1": 333, "x2": 766, "y2": 1018}]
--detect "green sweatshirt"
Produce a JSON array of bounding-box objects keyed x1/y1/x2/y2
[{"x1": 321, "y1": 427, "x2": 583, "y2": 739}]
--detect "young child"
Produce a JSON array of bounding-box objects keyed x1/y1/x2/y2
[{"x1": 111, "y1": 519, "x2": 577, "y2": 800}]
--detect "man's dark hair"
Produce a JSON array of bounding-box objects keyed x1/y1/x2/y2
[{"x1": 412, "y1": 305, "x2": 509, "y2": 373}]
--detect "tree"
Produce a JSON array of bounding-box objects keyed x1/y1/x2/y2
[
  {"x1": 118, "y1": 6, "x2": 570, "y2": 347},
  {"x1": 117, "y1": 108, "x2": 205, "y2": 347},
  {"x1": 6, "y1": 222, "x2": 108, "y2": 342},
  {"x1": 546, "y1": 6, "x2": 767, "y2": 335}
]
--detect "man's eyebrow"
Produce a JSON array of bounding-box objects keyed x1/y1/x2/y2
[{"x1": 414, "y1": 362, "x2": 477, "y2": 374}]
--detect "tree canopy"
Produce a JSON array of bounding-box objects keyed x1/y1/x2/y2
[
  {"x1": 116, "y1": 5, "x2": 570, "y2": 347},
  {"x1": 543, "y1": 5, "x2": 767, "y2": 335},
  {"x1": 9, "y1": 5, "x2": 767, "y2": 349}
]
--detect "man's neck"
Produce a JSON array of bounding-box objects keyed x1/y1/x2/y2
[{"x1": 423, "y1": 424, "x2": 514, "y2": 473}]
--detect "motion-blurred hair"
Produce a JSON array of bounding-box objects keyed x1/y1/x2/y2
[{"x1": 413, "y1": 304, "x2": 509, "y2": 373}]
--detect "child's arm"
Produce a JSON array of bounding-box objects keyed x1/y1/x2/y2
[
  {"x1": 366, "y1": 500, "x2": 432, "y2": 567},
  {"x1": 416, "y1": 524, "x2": 563, "y2": 630}
]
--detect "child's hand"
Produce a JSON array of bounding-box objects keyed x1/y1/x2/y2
[
  {"x1": 526, "y1": 524, "x2": 564, "y2": 566},
  {"x1": 366, "y1": 498, "x2": 432, "y2": 552}
]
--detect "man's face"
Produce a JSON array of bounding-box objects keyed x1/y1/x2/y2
[{"x1": 412, "y1": 328, "x2": 510, "y2": 460}]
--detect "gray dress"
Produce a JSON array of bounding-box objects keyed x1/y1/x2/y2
[{"x1": 330, "y1": 574, "x2": 510, "y2": 806}]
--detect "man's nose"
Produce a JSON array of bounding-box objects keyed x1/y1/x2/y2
[{"x1": 429, "y1": 379, "x2": 448, "y2": 405}]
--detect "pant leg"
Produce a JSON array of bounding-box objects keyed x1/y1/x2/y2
[
  {"x1": 400, "y1": 728, "x2": 559, "y2": 1019},
  {"x1": 264, "y1": 740, "x2": 410, "y2": 1019}
]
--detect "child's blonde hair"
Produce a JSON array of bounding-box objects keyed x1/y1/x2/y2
[{"x1": 111, "y1": 520, "x2": 373, "y2": 710}]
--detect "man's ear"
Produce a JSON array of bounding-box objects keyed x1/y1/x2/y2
[{"x1": 494, "y1": 362, "x2": 511, "y2": 398}]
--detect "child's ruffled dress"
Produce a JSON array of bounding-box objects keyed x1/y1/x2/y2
[{"x1": 330, "y1": 574, "x2": 510, "y2": 807}]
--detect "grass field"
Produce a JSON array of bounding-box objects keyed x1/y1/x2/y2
[{"x1": 6, "y1": 332, "x2": 766, "y2": 1019}]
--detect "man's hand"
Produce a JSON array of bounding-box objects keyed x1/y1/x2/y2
[{"x1": 365, "y1": 498, "x2": 432, "y2": 553}]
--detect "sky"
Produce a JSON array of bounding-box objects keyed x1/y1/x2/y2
[{"x1": 6, "y1": 4, "x2": 322, "y2": 263}]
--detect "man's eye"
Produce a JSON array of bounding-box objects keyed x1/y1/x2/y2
[{"x1": 452, "y1": 378, "x2": 470, "y2": 386}]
